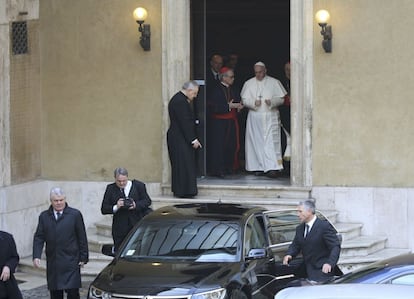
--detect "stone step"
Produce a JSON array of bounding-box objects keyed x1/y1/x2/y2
[
  {"x1": 19, "y1": 254, "x2": 111, "y2": 279},
  {"x1": 95, "y1": 218, "x2": 112, "y2": 238},
  {"x1": 18, "y1": 257, "x2": 46, "y2": 278},
  {"x1": 87, "y1": 227, "x2": 113, "y2": 252},
  {"x1": 340, "y1": 235, "x2": 387, "y2": 257},
  {"x1": 335, "y1": 222, "x2": 363, "y2": 241},
  {"x1": 161, "y1": 183, "x2": 311, "y2": 199},
  {"x1": 338, "y1": 248, "x2": 411, "y2": 273}
]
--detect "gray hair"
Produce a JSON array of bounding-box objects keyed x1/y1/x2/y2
[
  {"x1": 50, "y1": 187, "x2": 66, "y2": 199},
  {"x1": 114, "y1": 167, "x2": 128, "y2": 178},
  {"x1": 299, "y1": 199, "x2": 316, "y2": 214},
  {"x1": 182, "y1": 80, "x2": 199, "y2": 90}
]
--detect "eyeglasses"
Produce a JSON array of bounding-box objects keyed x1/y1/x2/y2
[{"x1": 225, "y1": 75, "x2": 235, "y2": 78}]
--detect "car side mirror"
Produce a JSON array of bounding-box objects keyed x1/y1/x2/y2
[
  {"x1": 246, "y1": 248, "x2": 266, "y2": 260},
  {"x1": 101, "y1": 244, "x2": 115, "y2": 257}
]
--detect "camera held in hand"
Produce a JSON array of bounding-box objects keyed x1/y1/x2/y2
[{"x1": 123, "y1": 197, "x2": 134, "y2": 209}]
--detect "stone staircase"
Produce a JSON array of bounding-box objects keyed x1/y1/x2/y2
[{"x1": 19, "y1": 183, "x2": 410, "y2": 279}]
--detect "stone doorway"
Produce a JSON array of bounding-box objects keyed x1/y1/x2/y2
[{"x1": 161, "y1": 0, "x2": 313, "y2": 188}]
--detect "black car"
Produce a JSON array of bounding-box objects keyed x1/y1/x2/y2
[
  {"x1": 88, "y1": 202, "x2": 340, "y2": 299},
  {"x1": 330, "y1": 252, "x2": 414, "y2": 285}
]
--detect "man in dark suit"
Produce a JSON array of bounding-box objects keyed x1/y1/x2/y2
[
  {"x1": 283, "y1": 199, "x2": 341, "y2": 283},
  {"x1": 101, "y1": 167, "x2": 152, "y2": 252},
  {"x1": 0, "y1": 231, "x2": 23, "y2": 299},
  {"x1": 33, "y1": 187, "x2": 89, "y2": 299},
  {"x1": 206, "y1": 54, "x2": 223, "y2": 96}
]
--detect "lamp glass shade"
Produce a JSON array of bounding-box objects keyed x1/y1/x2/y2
[
  {"x1": 133, "y1": 7, "x2": 148, "y2": 22},
  {"x1": 315, "y1": 9, "x2": 330, "y2": 24}
]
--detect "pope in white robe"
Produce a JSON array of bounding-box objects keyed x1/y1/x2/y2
[{"x1": 241, "y1": 62, "x2": 287, "y2": 174}]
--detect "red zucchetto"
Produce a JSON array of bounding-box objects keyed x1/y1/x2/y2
[{"x1": 219, "y1": 67, "x2": 231, "y2": 74}]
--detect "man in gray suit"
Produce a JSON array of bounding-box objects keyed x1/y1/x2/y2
[{"x1": 283, "y1": 199, "x2": 341, "y2": 283}]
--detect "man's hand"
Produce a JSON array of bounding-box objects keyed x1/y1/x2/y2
[
  {"x1": 322, "y1": 263, "x2": 332, "y2": 273},
  {"x1": 117, "y1": 198, "x2": 125, "y2": 209},
  {"x1": 229, "y1": 100, "x2": 243, "y2": 111},
  {"x1": 192, "y1": 139, "x2": 202, "y2": 149},
  {"x1": 265, "y1": 99, "x2": 271, "y2": 106},
  {"x1": 282, "y1": 255, "x2": 292, "y2": 265},
  {"x1": 33, "y1": 258, "x2": 41, "y2": 268},
  {"x1": 255, "y1": 99, "x2": 262, "y2": 107},
  {"x1": 128, "y1": 200, "x2": 136, "y2": 210},
  {"x1": 0, "y1": 266, "x2": 10, "y2": 281},
  {"x1": 79, "y1": 261, "x2": 85, "y2": 268}
]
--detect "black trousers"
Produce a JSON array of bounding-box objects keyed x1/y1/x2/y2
[{"x1": 50, "y1": 288, "x2": 80, "y2": 299}]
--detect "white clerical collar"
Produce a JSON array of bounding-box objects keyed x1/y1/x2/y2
[{"x1": 124, "y1": 180, "x2": 132, "y2": 197}]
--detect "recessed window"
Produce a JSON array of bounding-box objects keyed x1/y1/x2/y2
[{"x1": 12, "y1": 21, "x2": 28, "y2": 55}]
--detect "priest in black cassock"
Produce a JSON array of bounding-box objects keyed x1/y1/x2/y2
[
  {"x1": 167, "y1": 81, "x2": 202, "y2": 198},
  {"x1": 206, "y1": 67, "x2": 243, "y2": 177},
  {"x1": 0, "y1": 231, "x2": 23, "y2": 299}
]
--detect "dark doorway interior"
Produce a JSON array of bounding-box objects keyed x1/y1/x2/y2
[{"x1": 191, "y1": 0, "x2": 290, "y2": 180}]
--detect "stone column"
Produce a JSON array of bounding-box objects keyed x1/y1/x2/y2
[
  {"x1": 0, "y1": 6, "x2": 11, "y2": 187},
  {"x1": 290, "y1": 0, "x2": 314, "y2": 187},
  {"x1": 161, "y1": 0, "x2": 191, "y2": 185}
]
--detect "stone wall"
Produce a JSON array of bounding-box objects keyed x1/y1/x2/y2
[
  {"x1": 0, "y1": 180, "x2": 161, "y2": 257},
  {"x1": 313, "y1": 186, "x2": 414, "y2": 251}
]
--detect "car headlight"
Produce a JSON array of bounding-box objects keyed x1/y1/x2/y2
[
  {"x1": 191, "y1": 288, "x2": 226, "y2": 299},
  {"x1": 88, "y1": 285, "x2": 112, "y2": 299}
]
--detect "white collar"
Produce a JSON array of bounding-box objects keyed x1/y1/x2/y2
[
  {"x1": 123, "y1": 180, "x2": 132, "y2": 197},
  {"x1": 306, "y1": 215, "x2": 317, "y2": 230}
]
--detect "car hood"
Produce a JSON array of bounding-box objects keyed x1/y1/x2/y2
[{"x1": 91, "y1": 259, "x2": 240, "y2": 296}]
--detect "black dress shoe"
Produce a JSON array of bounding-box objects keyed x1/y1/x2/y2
[
  {"x1": 175, "y1": 194, "x2": 196, "y2": 198},
  {"x1": 254, "y1": 171, "x2": 265, "y2": 176},
  {"x1": 265, "y1": 170, "x2": 282, "y2": 178},
  {"x1": 211, "y1": 173, "x2": 225, "y2": 178}
]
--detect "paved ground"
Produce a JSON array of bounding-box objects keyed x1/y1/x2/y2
[
  {"x1": 16, "y1": 272, "x2": 91, "y2": 299},
  {"x1": 21, "y1": 282, "x2": 91, "y2": 299}
]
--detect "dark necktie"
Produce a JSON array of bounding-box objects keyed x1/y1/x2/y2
[
  {"x1": 57, "y1": 212, "x2": 62, "y2": 220},
  {"x1": 121, "y1": 188, "x2": 126, "y2": 198},
  {"x1": 304, "y1": 224, "x2": 310, "y2": 238}
]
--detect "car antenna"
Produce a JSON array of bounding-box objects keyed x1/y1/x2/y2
[{"x1": 217, "y1": 198, "x2": 222, "y2": 204}]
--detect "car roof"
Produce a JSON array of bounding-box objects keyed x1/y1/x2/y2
[
  {"x1": 368, "y1": 252, "x2": 414, "y2": 267},
  {"x1": 341, "y1": 252, "x2": 414, "y2": 276},
  {"x1": 274, "y1": 283, "x2": 414, "y2": 299},
  {"x1": 145, "y1": 202, "x2": 267, "y2": 222}
]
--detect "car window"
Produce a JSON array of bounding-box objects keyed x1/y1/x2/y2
[
  {"x1": 120, "y1": 220, "x2": 240, "y2": 262},
  {"x1": 244, "y1": 215, "x2": 268, "y2": 256},
  {"x1": 264, "y1": 210, "x2": 300, "y2": 245},
  {"x1": 264, "y1": 210, "x2": 339, "y2": 245},
  {"x1": 391, "y1": 274, "x2": 414, "y2": 285}
]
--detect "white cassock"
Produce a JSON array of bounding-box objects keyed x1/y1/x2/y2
[{"x1": 241, "y1": 76, "x2": 287, "y2": 172}]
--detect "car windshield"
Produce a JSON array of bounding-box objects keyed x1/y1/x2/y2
[{"x1": 119, "y1": 219, "x2": 240, "y2": 262}]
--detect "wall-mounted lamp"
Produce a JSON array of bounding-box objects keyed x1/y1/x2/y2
[
  {"x1": 133, "y1": 7, "x2": 151, "y2": 51},
  {"x1": 315, "y1": 9, "x2": 332, "y2": 53}
]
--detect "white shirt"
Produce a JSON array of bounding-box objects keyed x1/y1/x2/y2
[
  {"x1": 305, "y1": 215, "x2": 317, "y2": 237},
  {"x1": 54, "y1": 210, "x2": 62, "y2": 220},
  {"x1": 113, "y1": 180, "x2": 132, "y2": 213}
]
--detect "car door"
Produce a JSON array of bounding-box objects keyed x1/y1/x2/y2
[
  {"x1": 243, "y1": 213, "x2": 284, "y2": 299},
  {"x1": 263, "y1": 209, "x2": 341, "y2": 292}
]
